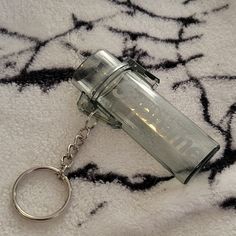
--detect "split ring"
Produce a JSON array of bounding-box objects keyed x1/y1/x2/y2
[{"x1": 12, "y1": 166, "x2": 72, "y2": 221}]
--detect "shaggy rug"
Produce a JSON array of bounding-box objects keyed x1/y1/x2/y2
[{"x1": 0, "y1": 0, "x2": 235, "y2": 235}]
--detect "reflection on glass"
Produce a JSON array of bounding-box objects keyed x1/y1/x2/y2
[{"x1": 73, "y1": 50, "x2": 220, "y2": 184}]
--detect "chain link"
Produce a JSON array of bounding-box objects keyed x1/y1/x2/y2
[{"x1": 58, "y1": 110, "x2": 98, "y2": 177}]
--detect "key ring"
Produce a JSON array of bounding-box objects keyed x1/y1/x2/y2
[
  {"x1": 12, "y1": 110, "x2": 98, "y2": 221},
  {"x1": 12, "y1": 166, "x2": 72, "y2": 221}
]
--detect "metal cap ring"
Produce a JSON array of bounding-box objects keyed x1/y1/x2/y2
[{"x1": 12, "y1": 166, "x2": 72, "y2": 221}]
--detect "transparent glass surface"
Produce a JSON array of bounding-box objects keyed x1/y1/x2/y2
[
  {"x1": 73, "y1": 50, "x2": 220, "y2": 183},
  {"x1": 73, "y1": 50, "x2": 123, "y2": 98},
  {"x1": 97, "y1": 70, "x2": 220, "y2": 183}
]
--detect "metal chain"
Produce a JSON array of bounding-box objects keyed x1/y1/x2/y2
[{"x1": 58, "y1": 109, "x2": 98, "y2": 177}]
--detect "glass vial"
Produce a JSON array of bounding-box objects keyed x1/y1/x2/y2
[{"x1": 72, "y1": 50, "x2": 220, "y2": 184}]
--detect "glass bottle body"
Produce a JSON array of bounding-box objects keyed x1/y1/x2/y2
[{"x1": 73, "y1": 50, "x2": 219, "y2": 183}]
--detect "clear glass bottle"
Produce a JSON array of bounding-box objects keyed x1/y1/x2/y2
[{"x1": 72, "y1": 50, "x2": 220, "y2": 184}]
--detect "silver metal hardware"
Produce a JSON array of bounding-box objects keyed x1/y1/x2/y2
[
  {"x1": 58, "y1": 109, "x2": 98, "y2": 176},
  {"x1": 12, "y1": 166, "x2": 72, "y2": 221},
  {"x1": 12, "y1": 110, "x2": 98, "y2": 221}
]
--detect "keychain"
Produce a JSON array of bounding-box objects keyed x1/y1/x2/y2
[
  {"x1": 12, "y1": 50, "x2": 220, "y2": 221},
  {"x1": 12, "y1": 110, "x2": 98, "y2": 221}
]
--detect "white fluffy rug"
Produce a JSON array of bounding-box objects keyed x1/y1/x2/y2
[{"x1": 0, "y1": 0, "x2": 235, "y2": 235}]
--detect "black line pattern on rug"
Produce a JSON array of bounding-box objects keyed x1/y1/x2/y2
[
  {"x1": 0, "y1": 67, "x2": 74, "y2": 92},
  {"x1": 108, "y1": 26, "x2": 203, "y2": 44},
  {"x1": 78, "y1": 201, "x2": 108, "y2": 227},
  {"x1": 166, "y1": 1, "x2": 235, "y2": 210},
  {"x1": 202, "y1": 4, "x2": 229, "y2": 15},
  {"x1": 173, "y1": 78, "x2": 236, "y2": 182},
  {"x1": 220, "y1": 197, "x2": 236, "y2": 210},
  {"x1": 159, "y1": 1, "x2": 235, "y2": 183},
  {"x1": 107, "y1": 0, "x2": 203, "y2": 26},
  {"x1": 105, "y1": 0, "x2": 236, "y2": 210},
  {"x1": 108, "y1": 1, "x2": 235, "y2": 188},
  {"x1": 0, "y1": 14, "x2": 113, "y2": 91},
  {"x1": 182, "y1": 0, "x2": 197, "y2": 5},
  {"x1": 67, "y1": 163, "x2": 173, "y2": 191},
  {"x1": 108, "y1": 26, "x2": 204, "y2": 70},
  {"x1": 68, "y1": 162, "x2": 172, "y2": 223},
  {"x1": 0, "y1": 0, "x2": 235, "y2": 213}
]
